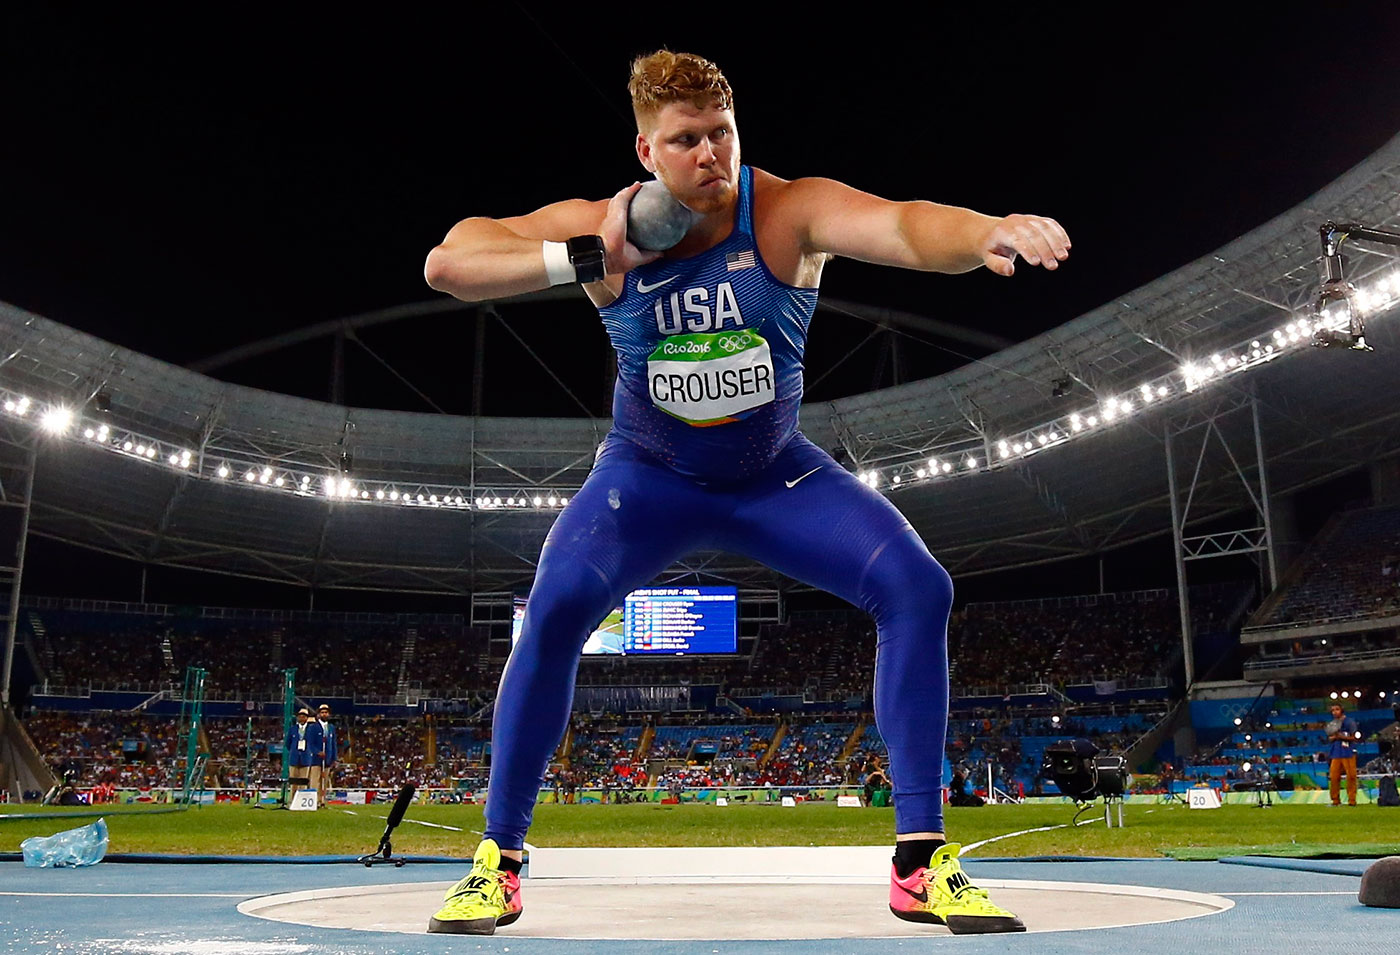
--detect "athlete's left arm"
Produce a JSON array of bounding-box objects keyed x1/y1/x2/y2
[{"x1": 786, "y1": 177, "x2": 1070, "y2": 276}]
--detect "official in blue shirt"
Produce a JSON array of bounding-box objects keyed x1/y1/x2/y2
[
  {"x1": 315, "y1": 704, "x2": 338, "y2": 809},
  {"x1": 1326, "y1": 703, "x2": 1360, "y2": 806},
  {"x1": 285, "y1": 708, "x2": 322, "y2": 802}
]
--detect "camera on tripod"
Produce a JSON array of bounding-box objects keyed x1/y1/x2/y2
[{"x1": 1042, "y1": 738, "x2": 1131, "y2": 827}]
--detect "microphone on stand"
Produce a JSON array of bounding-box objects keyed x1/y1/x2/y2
[{"x1": 357, "y1": 782, "x2": 417, "y2": 868}]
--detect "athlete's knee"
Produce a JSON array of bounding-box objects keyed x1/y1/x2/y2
[{"x1": 862, "y1": 532, "x2": 953, "y2": 625}]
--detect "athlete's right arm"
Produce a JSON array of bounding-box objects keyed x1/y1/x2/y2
[{"x1": 424, "y1": 184, "x2": 659, "y2": 302}]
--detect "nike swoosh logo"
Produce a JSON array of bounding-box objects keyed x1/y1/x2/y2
[
  {"x1": 785, "y1": 467, "x2": 822, "y2": 488},
  {"x1": 893, "y1": 881, "x2": 929, "y2": 903},
  {"x1": 637, "y1": 276, "x2": 678, "y2": 294}
]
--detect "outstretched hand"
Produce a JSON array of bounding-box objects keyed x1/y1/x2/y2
[
  {"x1": 600, "y1": 182, "x2": 663, "y2": 276},
  {"x1": 981, "y1": 214, "x2": 1071, "y2": 277}
]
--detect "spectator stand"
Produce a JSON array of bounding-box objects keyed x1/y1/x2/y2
[{"x1": 1177, "y1": 694, "x2": 1393, "y2": 800}]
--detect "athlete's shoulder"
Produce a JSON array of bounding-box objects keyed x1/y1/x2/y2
[{"x1": 749, "y1": 169, "x2": 854, "y2": 230}]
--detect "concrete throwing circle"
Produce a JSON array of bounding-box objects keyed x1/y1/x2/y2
[{"x1": 238, "y1": 876, "x2": 1232, "y2": 939}]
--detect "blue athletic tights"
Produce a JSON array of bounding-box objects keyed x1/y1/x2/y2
[{"x1": 483, "y1": 432, "x2": 952, "y2": 848}]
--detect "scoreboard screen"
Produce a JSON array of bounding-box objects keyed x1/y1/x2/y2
[
  {"x1": 622, "y1": 587, "x2": 737, "y2": 655},
  {"x1": 511, "y1": 586, "x2": 737, "y2": 655}
]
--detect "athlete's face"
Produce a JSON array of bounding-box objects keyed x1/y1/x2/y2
[{"x1": 636, "y1": 100, "x2": 740, "y2": 216}]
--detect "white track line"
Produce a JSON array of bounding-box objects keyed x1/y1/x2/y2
[
  {"x1": 1226, "y1": 884, "x2": 1355, "y2": 890},
  {"x1": 339, "y1": 809, "x2": 463, "y2": 832},
  {"x1": 0, "y1": 884, "x2": 249, "y2": 890},
  {"x1": 961, "y1": 816, "x2": 1099, "y2": 854}
]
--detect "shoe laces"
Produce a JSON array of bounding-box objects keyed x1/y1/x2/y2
[
  {"x1": 928, "y1": 860, "x2": 990, "y2": 903},
  {"x1": 448, "y1": 864, "x2": 507, "y2": 906}
]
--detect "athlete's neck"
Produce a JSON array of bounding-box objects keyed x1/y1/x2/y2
[{"x1": 665, "y1": 201, "x2": 736, "y2": 260}]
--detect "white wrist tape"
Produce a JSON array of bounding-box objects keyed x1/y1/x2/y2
[{"x1": 542, "y1": 240, "x2": 576, "y2": 286}]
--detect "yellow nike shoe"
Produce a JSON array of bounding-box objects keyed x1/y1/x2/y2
[
  {"x1": 427, "y1": 838, "x2": 523, "y2": 935},
  {"x1": 888, "y1": 842, "x2": 1025, "y2": 934}
]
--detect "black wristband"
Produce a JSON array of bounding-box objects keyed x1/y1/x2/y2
[{"x1": 566, "y1": 235, "x2": 607, "y2": 284}]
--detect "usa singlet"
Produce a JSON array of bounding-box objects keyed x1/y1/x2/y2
[{"x1": 599, "y1": 165, "x2": 818, "y2": 481}]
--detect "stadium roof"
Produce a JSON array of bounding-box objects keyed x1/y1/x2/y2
[{"x1": 1, "y1": 133, "x2": 1398, "y2": 595}]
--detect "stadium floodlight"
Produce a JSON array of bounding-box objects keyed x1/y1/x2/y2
[
  {"x1": 1330, "y1": 691, "x2": 1339, "y2": 699},
  {"x1": 1341, "y1": 690, "x2": 1350, "y2": 699},
  {"x1": 83, "y1": 428, "x2": 95, "y2": 439},
  {"x1": 1242, "y1": 761, "x2": 1252, "y2": 774},
  {"x1": 274, "y1": 476, "x2": 285, "y2": 487},
  {"x1": 40, "y1": 406, "x2": 74, "y2": 434},
  {"x1": 915, "y1": 468, "x2": 927, "y2": 478},
  {"x1": 217, "y1": 465, "x2": 230, "y2": 478},
  {"x1": 891, "y1": 475, "x2": 901, "y2": 486},
  {"x1": 965, "y1": 456, "x2": 977, "y2": 469},
  {"x1": 1233, "y1": 717, "x2": 1243, "y2": 726},
  {"x1": 940, "y1": 462, "x2": 952, "y2": 474},
  {"x1": 245, "y1": 470, "x2": 256, "y2": 482}
]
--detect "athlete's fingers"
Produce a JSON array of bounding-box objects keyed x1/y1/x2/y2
[
  {"x1": 983, "y1": 248, "x2": 1016, "y2": 277},
  {"x1": 1026, "y1": 218, "x2": 1071, "y2": 266},
  {"x1": 1014, "y1": 224, "x2": 1058, "y2": 270},
  {"x1": 601, "y1": 183, "x2": 660, "y2": 274}
]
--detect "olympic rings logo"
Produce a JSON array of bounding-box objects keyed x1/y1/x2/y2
[{"x1": 717, "y1": 332, "x2": 754, "y2": 353}]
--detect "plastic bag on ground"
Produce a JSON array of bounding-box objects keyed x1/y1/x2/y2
[{"x1": 21, "y1": 817, "x2": 109, "y2": 867}]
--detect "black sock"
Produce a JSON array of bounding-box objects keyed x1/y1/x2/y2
[
  {"x1": 497, "y1": 855, "x2": 523, "y2": 875},
  {"x1": 893, "y1": 838, "x2": 946, "y2": 879}
]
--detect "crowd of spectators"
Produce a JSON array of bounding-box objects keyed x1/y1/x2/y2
[
  {"x1": 745, "y1": 616, "x2": 876, "y2": 698},
  {"x1": 1258, "y1": 504, "x2": 1400, "y2": 627},
  {"x1": 761, "y1": 719, "x2": 854, "y2": 786},
  {"x1": 22, "y1": 702, "x2": 1174, "y2": 798},
  {"x1": 949, "y1": 598, "x2": 1179, "y2": 690},
  {"x1": 24, "y1": 712, "x2": 176, "y2": 788},
  {"x1": 33, "y1": 581, "x2": 1241, "y2": 715}
]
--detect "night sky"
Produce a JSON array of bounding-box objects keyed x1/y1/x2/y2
[
  {"x1": 6, "y1": 8, "x2": 1400, "y2": 417},
  {"x1": 3, "y1": 8, "x2": 1400, "y2": 605}
]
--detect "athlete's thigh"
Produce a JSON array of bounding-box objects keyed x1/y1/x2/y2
[
  {"x1": 533, "y1": 436, "x2": 716, "y2": 597},
  {"x1": 715, "y1": 435, "x2": 929, "y2": 605}
]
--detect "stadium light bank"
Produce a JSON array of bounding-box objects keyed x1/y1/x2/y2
[{"x1": 1, "y1": 227, "x2": 1397, "y2": 509}]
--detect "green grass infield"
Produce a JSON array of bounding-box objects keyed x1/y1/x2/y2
[{"x1": 2, "y1": 802, "x2": 1395, "y2": 861}]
